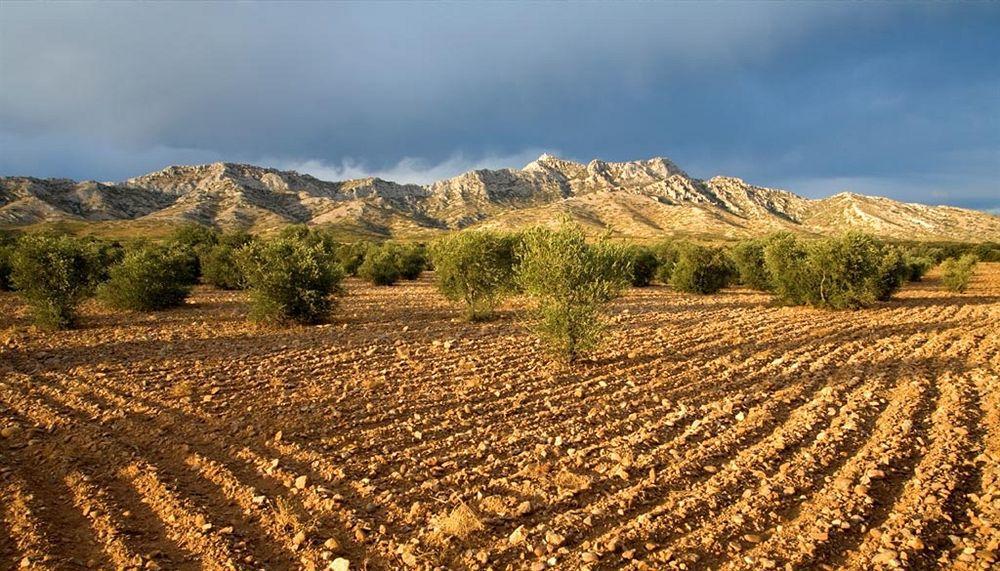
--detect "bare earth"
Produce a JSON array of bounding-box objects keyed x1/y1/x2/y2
[{"x1": 1, "y1": 266, "x2": 998, "y2": 571}]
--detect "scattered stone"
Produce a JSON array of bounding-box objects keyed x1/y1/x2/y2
[
  {"x1": 834, "y1": 477, "x2": 852, "y2": 492},
  {"x1": 545, "y1": 531, "x2": 566, "y2": 546},
  {"x1": 873, "y1": 550, "x2": 897, "y2": 565},
  {"x1": 509, "y1": 526, "x2": 527, "y2": 545},
  {"x1": 400, "y1": 549, "x2": 417, "y2": 567}
]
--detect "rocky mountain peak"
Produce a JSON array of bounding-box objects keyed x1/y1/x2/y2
[
  {"x1": 2, "y1": 154, "x2": 998, "y2": 241},
  {"x1": 521, "y1": 153, "x2": 585, "y2": 175},
  {"x1": 830, "y1": 191, "x2": 870, "y2": 200}
]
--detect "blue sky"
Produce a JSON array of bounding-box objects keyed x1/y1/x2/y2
[{"x1": 1, "y1": 1, "x2": 998, "y2": 210}]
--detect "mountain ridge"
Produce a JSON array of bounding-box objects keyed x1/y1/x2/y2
[{"x1": 2, "y1": 154, "x2": 998, "y2": 242}]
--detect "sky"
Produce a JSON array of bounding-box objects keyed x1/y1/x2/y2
[{"x1": 1, "y1": 1, "x2": 998, "y2": 210}]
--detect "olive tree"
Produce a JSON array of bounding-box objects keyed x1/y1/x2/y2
[
  {"x1": 623, "y1": 245, "x2": 659, "y2": 287},
  {"x1": 357, "y1": 242, "x2": 403, "y2": 286},
  {"x1": 941, "y1": 254, "x2": 978, "y2": 293},
  {"x1": 516, "y1": 223, "x2": 630, "y2": 363},
  {"x1": 430, "y1": 230, "x2": 518, "y2": 321},
  {"x1": 237, "y1": 237, "x2": 345, "y2": 324},
  {"x1": 670, "y1": 244, "x2": 734, "y2": 294},
  {"x1": 729, "y1": 239, "x2": 771, "y2": 291},
  {"x1": 763, "y1": 231, "x2": 908, "y2": 309},
  {"x1": 11, "y1": 234, "x2": 102, "y2": 328},
  {"x1": 97, "y1": 245, "x2": 194, "y2": 310}
]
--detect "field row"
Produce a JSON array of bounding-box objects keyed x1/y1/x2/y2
[{"x1": 1, "y1": 265, "x2": 998, "y2": 569}]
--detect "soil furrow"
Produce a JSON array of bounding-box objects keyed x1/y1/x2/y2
[{"x1": 1, "y1": 264, "x2": 995, "y2": 570}]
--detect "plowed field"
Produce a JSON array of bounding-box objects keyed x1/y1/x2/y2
[{"x1": 2, "y1": 265, "x2": 998, "y2": 570}]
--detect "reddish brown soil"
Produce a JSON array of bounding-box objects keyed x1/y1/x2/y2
[{"x1": 1, "y1": 265, "x2": 998, "y2": 570}]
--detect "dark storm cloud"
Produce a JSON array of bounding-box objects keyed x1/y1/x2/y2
[{"x1": 1, "y1": 1, "x2": 997, "y2": 209}]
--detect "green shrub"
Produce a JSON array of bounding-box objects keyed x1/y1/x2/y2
[
  {"x1": 166, "y1": 223, "x2": 218, "y2": 283},
  {"x1": 334, "y1": 242, "x2": 369, "y2": 276},
  {"x1": 670, "y1": 244, "x2": 734, "y2": 294},
  {"x1": 652, "y1": 240, "x2": 680, "y2": 283},
  {"x1": 97, "y1": 245, "x2": 193, "y2": 310},
  {"x1": 0, "y1": 245, "x2": 12, "y2": 291},
  {"x1": 903, "y1": 255, "x2": 934, "y2": 282},
  {"x1": 357, "y1": 243, "x2": 403, "y2": 285},
  {"x1": 913, "y1": 247, "x2": 945, "y2": 264},
  {"x1": 237, "y1": 237, "x2": 345, "y2": 324},
  {"x1": 273, "y1": 225, "x2": 333, "y2": 255},
  {"x1": 925, "y1": 247, "x2": 947, "y2": 264},
  {"x1": 622, "y1": 245, "x2": 659, "y2": 287},
  {"x1": 940, "y1": 254, "x2": 978, "y2": 292},
  {"x1": 218, "y1": 230, "x2": 253, "y2": 249},
  {"x1": 397, "y1": 243, "x2": 427, "y2": 280},
  {"x1": 171, "y1": 222, "x2": 219, "y2": 247},
  {"x1": 972, "y1": 242, "x2": 1000, "y2": 263},
  {"x1": 762, "y1": 232, "x2": 809, "y2": 304},
  {"x1": 516, "y1": 223, "x2": 630, "y2": 363},
  {"x1": 900, "y1": 241, "x2": 998, "y2": 263},
  {"x1": 763, "y1": 231, "x2": 907, "y2": 309},
  {"x1": 169, "y1": 222, "x2": 218, "y2": 251},
  {"x1": 0, "y1": 230, "x2": 18, "y2": 291},
  {"x1": 431, "y1": 230, "x2": 519, "y2": 320},
  {"x1": 200, "y1": 230, "x2": 253, "y2": 289},
  {"x1": 201, "y1": 244, "x2": 245, "y2": 290},
  {"x1": 277, "y1": 224, "x2": 312, "y2": 242},
  {"x1": 874, "y1": 246, "x2": 908, "y2": 302},
  {"x1": 175, "y1": 247, "x2": 202, "y2": 285},
  {"x1": 10, "y1": 234, "x2": 102, "y2": 328},
  {"x1": 169, "y1": 223, "x2": 220, "y2": 281},
  {"x1": 729, "y1": 239, "x2": 771, "y2": 291},
  {"x1": 89, "y1": 239, "x2": 125, "y2": 283}
]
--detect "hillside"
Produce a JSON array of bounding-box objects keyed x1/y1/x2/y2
[{"x1": 2, "y1": 155, "x2": 998, "y2": 241}]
